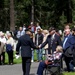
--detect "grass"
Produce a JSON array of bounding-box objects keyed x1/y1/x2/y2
[
  {"x1": 5, "y1": 50, "x2": 38, "y2": 64},
  {"x1": 63, "y1": 72, "x2": 75, "y2": 75},
  {"x1": 5, "y1": 51, "x2": 22, "y2": 64},
  {"x1": 5, "y1": 50, "x2": 44, "y2": 64}
]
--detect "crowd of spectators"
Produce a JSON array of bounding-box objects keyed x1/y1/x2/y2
[{"x1": 0, "y1": 22, "x2": 75, "y2": 75}]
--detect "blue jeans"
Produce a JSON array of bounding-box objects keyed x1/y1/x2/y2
[
  {"x1": 31, "y1": 50, "x2": 34, "y2": 61},
  {"x1": 36, "y1": 49, "x2": 42, "y2": 61},
  {"x1": 37, "y1": 61, "x2": 46, "y2": 75}
]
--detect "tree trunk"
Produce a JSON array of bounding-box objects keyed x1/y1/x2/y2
[
  {"x1": 67, "y1": 0, "x2": 72, "y2": 23},
  {"x1": 10, "y1": 0, "x2": 15, "y2": 31},
  {"x1": 31, "y1": 0, "x2": 34, "y2": 24}
]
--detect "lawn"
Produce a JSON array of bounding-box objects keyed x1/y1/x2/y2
[
  {"x1": 63, "y1": 72, "x2": 75, "y2": 75},
  {"x1": 5, "y1": 51, "x2": 22, "y2": 64},
  {"x1": 5, "y1": 50, "x2": 38, "y2": 64}
]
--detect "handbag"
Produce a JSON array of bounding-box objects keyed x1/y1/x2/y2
[
  {"x1": 6, "y1": 44, "x2": 12, "y2": 52},
  {"x1": 64, "y1": 47, "x2": 73, "y2": 57},
  {"x1": 45, "y1": 60, "x2": 53, "y2": 65}
]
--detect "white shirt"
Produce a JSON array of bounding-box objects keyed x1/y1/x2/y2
[
  {"x1": 0, "y1": 36, "x2": 6, "y2": 44},
  {"x1": 6, "y1": 37, "x2": 14, "y2": 46}
]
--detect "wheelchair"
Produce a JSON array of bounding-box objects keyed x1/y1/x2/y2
[{"x1": 44, "y1": 56, "x2": 63, "y2": 75}]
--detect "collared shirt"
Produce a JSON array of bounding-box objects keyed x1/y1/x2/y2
[
  {"x1": 51, "y1": 34, "x2": 55, "y2": 40},
  {"x1": 63, "y1": 36, "x2": 68, "y2": 49}
]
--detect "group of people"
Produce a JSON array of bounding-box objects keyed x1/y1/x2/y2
[
  {"x1": 15, "y1": 24, "x2": 75, "y2": 75},
  {"x1": 37, "y1": 25, "x2": 75, "y2": 75},
  {"x1": 0, "y1": 22, "x2": 42, "y2": 65},
  {"x1": 0, "y1": 23, "x2": 75, "y2": 75},
  {"x1": 15, "y1": 24, "x2": 63, "y2": 75},
  {"x1": 0, "y1": 31, "x2": 14, "y2": 65}
]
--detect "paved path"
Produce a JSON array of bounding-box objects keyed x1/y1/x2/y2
[
  {"x1": 0, "y1": 61, "x2": 66, "y2": 75},
  {"x1": 0, "y1": 62, "x2": 39, "y2": 75}
]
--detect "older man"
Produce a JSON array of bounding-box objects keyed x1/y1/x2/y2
[
  {"x1": 40, "y1": 27, "x2": 62, "y2": 54},
  {"x1": 63, "y1": 28, "x2": 74, "y2": 72}
]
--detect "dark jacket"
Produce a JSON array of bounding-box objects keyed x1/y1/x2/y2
[
  {"x1": 40, "y1": 34, "x2": 62, "y2": 54},
  {"x1": 72, "y1": 35, "x2": 75, "y2": 66},
  {"x1": 63, "y1": 34, "x2": 74, "y2": 50},
  {"x1": 63, "y1": 34, "x2": 75, "y2": 58},
  {"x1": 16, "y1": 34, "x2": 37, "y2": 57},
  {"x1": 35, "y1": 33, "x2": 43, "y2": 45}
]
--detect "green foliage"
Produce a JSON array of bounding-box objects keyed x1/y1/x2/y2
[
  {"x1": 63, "y1": 72, "x2": 75, "y2": 75},
  {"x1": 0, "y1": 0, "x2": 75, "y2": 31}
]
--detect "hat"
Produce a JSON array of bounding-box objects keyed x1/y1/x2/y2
[{"x1": 49, "y1": 27, "x2": 55, "y2": 32}]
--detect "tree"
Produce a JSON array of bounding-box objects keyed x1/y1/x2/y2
[
  {"x1": 31, "y1": 0, "x2": 34, "y2": 24},
  {"x1": 10, "y1": 0, "x2": 15, "y2": 31},
  {"x1": 0, "y1": 0, "x2": 75, "y2": 31}
]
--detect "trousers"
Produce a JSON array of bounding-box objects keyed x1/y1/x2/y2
[
  {"x1": 22, "y1": 57, "x2": 31, "y2": 75},
  {"x1": 37, "y1": 61, "x2": 46, "y2": 75}
]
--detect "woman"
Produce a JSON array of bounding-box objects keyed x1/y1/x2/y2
[
  {"x1": 6, "y1": 33, "x2": 14, "y2": 65},
  {"x1": 37, "y1": 46, "x2": 63, "y2": 75}
]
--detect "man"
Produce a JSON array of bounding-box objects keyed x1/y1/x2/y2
[
  {"x1": 16, "y1": 27, "x2": 25, "y2": 39},
  {"x1": 16, "y1": 29, "x2": 39, "y2": 75},
  {"x1": 39, "y1": 27, "x2": 62, "y2": 54},
  {"x1": 29, "y1": 22, "x2": 36, "y2": 32},
  {"x1": 71, "y1": 28, "x2": 75, "y2": 71},
  {"x1": 35, "y1": 28, "x2": 44, "y2": 61},
  {"x1": 63, "y1": 28, "x2": 74, "y2": 71},
  {"x1": 13, "y1": 26, "x2": 18, "y2": 40},
  {"x1": 35, "y1": 22, "x2": 41, "y2": 34}
]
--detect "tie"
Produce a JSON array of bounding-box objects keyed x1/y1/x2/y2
[
  {"x1": 63, "y1": 36, "x2": 68, "y2": 49},
  {"x1": 51, "y1": 35, "x2": 54, "y2": 46}
]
